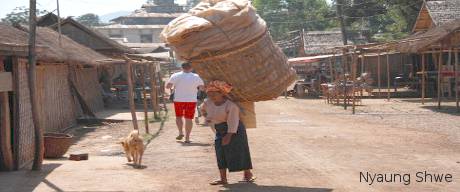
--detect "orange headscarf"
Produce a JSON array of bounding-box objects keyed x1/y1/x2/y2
[{"x1": 206, "y1": 80, "x2": 233, "y2": 95}]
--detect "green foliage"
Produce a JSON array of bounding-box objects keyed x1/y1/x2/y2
[
  {"x1": 255, "y1": 0, "x2": 424, "y2": 42},
  {"x1": 336, "y1": 0, "x2": 423, "y2": 42},
  {"x1": 186, "y1": 0, "x2": 201, "y2": 7},
  {"x1": 1, "y1": 6, "x2": 47, "y2": 25},
  {"x1": 76, "y1": 13, "x2": 101, "y2": 27},
  {"x1": 253, "y1": 0, "x2": 337, "y2": 41}
]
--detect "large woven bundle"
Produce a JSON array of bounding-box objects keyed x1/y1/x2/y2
[
  {"x1": 161, "y1": 0, "x2": 266, "y2": 60},
  {"x1": 191, "y1": 32, "x2": 296, "y2": 102},
  {"x1": 161, "y1": 0, "x2": 296, "y2": 102}
]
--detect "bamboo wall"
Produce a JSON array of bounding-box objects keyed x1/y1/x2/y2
[
  {"x1": 72, "y1": 67, "x2": 104, "y2": 113},
  {"x1": 36, "y1": 64, "x2": 78, "y2": 133},
  {"x1": 361, "y1": 53, "x2": 408, "y2": 86},
  {"x1": 14, "y1": 58, "x2": 35, "y2": 169}
]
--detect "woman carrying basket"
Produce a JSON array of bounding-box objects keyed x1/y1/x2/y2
[{"x1": 201, "y1": 80, "x2": 256, "y2": 185}]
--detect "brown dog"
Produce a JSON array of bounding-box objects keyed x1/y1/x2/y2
[{"x1": 120, "y1": 130, "x2": 144, "y2": 168}]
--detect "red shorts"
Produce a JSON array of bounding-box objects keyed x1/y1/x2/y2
[{"x1": 174, "y1": 102, "x2": 197, "y2": 119}]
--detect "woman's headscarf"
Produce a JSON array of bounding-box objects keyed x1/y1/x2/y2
[{"x1": 206, "y1": 80, "x2": 233, "y2": 95}]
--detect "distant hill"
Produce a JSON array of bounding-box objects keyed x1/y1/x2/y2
[{"x1": 100, "y1": 11, "x2": 130, "y2": 23}]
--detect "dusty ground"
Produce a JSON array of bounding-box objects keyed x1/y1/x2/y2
[{"x1": 0, "y1": 98, "x2": 459, "y2": 192}]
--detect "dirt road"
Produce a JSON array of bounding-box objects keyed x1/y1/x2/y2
[
  {"x1": 1, "y1": 98, "x2": 459, "y2": 192},
  {"x1": 139, "y1": 98, "x2": 460, "y2": 192}
]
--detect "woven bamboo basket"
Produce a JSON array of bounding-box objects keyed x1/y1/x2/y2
[
  {"x1": 190, "y1": 31, "x2": 297, "y2": 102},
  {"x1": 44, "y1": 133, "x2": 73, "y2": 158}
]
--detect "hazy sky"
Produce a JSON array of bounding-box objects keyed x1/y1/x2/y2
[
  {"x1": 1, "y1": 0, "x2": 332, "y2": 19},
  {"x1": 0, "y1": 0, "x2": 189, "y2": 19}
]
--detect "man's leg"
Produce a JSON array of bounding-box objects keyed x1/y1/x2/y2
[
  {"x1": 176, "y1": 117, "x2": 184, "y2": 136},
  {"x1": 184, "y1": 118, "x2": 193, "y2": 142},
  {"x1": 174, "y1": 102, "x2": 185, "y2": 140},
  {"x1": 184, "y1": 102, "x2": 197, "y2": 142}
]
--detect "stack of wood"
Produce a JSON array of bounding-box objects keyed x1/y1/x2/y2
[{"x1": 161, "y1": 0, "x2": 297, "y2": 127}]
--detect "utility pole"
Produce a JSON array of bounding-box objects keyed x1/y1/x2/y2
[
  {"x1": 57, "y1": 0, "x2": 62, "y2": 46},
  {"x1": 29, "y1": 0, "x2": 44, "y2": 171},
  {"x1": 336, "y1": 0, "x2": 348, "y2": 45}
]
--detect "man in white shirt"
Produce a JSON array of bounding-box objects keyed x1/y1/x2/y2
[{"x1": 166, "y1": 63, "x2": 204, "y2": 143}]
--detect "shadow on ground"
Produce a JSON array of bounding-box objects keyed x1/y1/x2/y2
[
  {"x1": 399, "y1": 98, "x2": 437, "y2": 103},
  {"x1": 145, "y1": 111, "x2": 169, "y2": 147},
  {"x1": 0, "y1": 163, "x2": 62, "y2": 192},
  {"x1": 219, "y1": 183, "x2": 333, "y2": 192},
  {"x1": 421, "y1": 105, "x2": 460, "y2": 116},
  {"x1": 176, "y1": 141, "x2": 212, "y2": 147}
]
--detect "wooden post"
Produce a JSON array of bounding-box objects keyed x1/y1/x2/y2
[
  {"x1": 377, "y1": 51, "x2": 382, "y2": 98},
  {"x1": 29, "y1": 0, "x2": 43, "y2": 171},
  {"x1": 342, "y1": 49, "x2": 348, "y2": 109},
  {"x1": 447, "y1": 50, "x2": 453, "y2": 98},
  {"x1": 0, "y1": 60, "x2": 13, "y2": 171},
  {"x1": 140, "y1": 65, "x2": 149, "y2": 134},
  {"x1": 421, "y1": 53, "x2": 426, "y2": 105},
  {"x1": 361, "y1": 53, "x2": 365, "y2": 74},
  {"x1": 455, "y1": 49, "x2": 459, "y2": 112},
  {"x1": 149, "y1": 64, "x2": 159, "y2": 118},
  {"x1": 352, "y1": 51, "x2": 357, "y2": 114},
  {"x1": 56, "y1": 0, "x2": 62, "y2": 46},
  {"x1": 0, "y1": 92, "x2": 13, "y2": 171},
  {"x1": 387, "y1": 52, "x2": 391, "y2": 101},
  {"x1": 329, "y1": 55, "x2": 334, "y2": 82},
  {"x1": 127, "y1": 61, "x2": 139, "y2": 130},
  {"x1": 0, "y1": 82, "x2": 13, "y2": 172},
  {"x1": 160, "y1": 72, "x2": 168, "y2": 112},
  {"x1": 437, "y1": 50, "x2": 443, "y2": 109}
]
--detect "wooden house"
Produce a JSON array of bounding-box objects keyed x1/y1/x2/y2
[
  {"x1": 37, "y1": 14, "x2": 138, "y2": 92},
  {"x1": 413, "y1": 0, "x2": 460, "y2": 32},
  {"x1": 365, "y1": 0, "x2": 460, "y2": 108},
  {"x1": 38, "y1": 13, "x2": 135, "y2": 57},
  {"x1": 0, "y1": 23, "x2": 117, "y2": 170}
]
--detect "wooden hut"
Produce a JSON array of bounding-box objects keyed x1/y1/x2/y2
[
  {"x1": 366, "y1": 19, "x2": 460, "y2": 109},
  {"x1": 0, "y1": 23, "x2": 117, "y2": 170},
  {"x1": 38, "y1": 13, "x2": 135, "y2": 57},
  {"x1": 413, "y1": 0, "x2": 460, "y2": 33}
]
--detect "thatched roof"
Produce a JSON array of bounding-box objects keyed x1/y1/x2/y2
[
  {"x1": 368, "y1": 19, "x2": 460, "y2": 53},
  {"x1": 48, "y1": 17, "x2": 136, "y2": 54},
  {"x1": 426, "y1": 0, "x2": 460, "y2": 26},
  {"x1": 37, "y1": 12, "x2": 60, "y2": 27},
  {"x1": 0, "y1": 23, "x2": 113, "y2": 65},
  {"x1": 413, "y1": 0, "x2": 460, "y2": 32},
  {"x1": 303, "y1": 31, "x2": 344, "y2": 55},
  {"x1": 398, "y1": 19, "x2": 460, "y2": 53}
]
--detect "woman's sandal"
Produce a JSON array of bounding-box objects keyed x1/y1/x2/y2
[
  {"x1": 241, "y1": 176, "x2": 257, "y2": 183},
  {"x1": 209, "y1": 180, "x2": 228, "y2": 185}
]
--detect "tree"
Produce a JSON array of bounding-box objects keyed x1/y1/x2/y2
[
  {"x1": 1, "y1": 6, "x2": 47, "y2": 25},
  {"x1": 186, "y1": 0, "x2": 201, "y2": 9},
  {"x1": 332, "y1": 0, "x2": 423, "y2": 42},
  {"x1": 253, "y1": 0, "x2": 336, "y2": 41},
  {"x1": 76, "y1": 13, "x2": 101, "y2": 27}
]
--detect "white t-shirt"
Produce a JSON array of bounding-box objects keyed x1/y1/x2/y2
[{"x1": 167, "y1": 71, "x2": 204, "y2": 102}]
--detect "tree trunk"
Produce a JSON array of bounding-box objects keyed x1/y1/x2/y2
[{"x1": 29, "y1": 0, "x2": 44, "y2": 171}]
